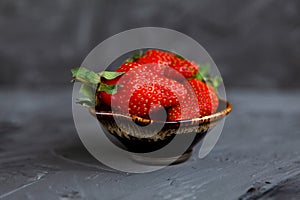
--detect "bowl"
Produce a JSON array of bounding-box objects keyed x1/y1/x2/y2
[{"x1": 89, "y1": 99, "x2": 232, "y2": 165}]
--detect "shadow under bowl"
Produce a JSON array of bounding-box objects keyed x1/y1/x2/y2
[{"x1": 90, "y1": 100, "x2": 232, "y2": 165}]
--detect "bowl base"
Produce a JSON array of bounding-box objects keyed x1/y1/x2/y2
[{"x1": 131, "y1": 150, "x2": 192, "y2": 166}]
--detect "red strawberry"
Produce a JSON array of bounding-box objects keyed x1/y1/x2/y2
[
  {"x1": 165, "y1": 57, "x2": 199, "y2": 81},
  {"x1": 116, "y1": 62, "x2": 142, "y2": 73},
  {"x1": 72, "y1": 50, "x2": 220, "y2": 122},
  {"x1": 137, "y1": 49, "x2": 199, "y2": 81},
  {"x1": 100, "y1": 65, "x2": 187, "y2": 118},
  {"x1": 167, "y1": 98, "x2": 199, "y2": 121},
  {"x1": 167, "y1": 79, "x2": 219, "y2": 121},
  {"x1": 98, "y1": 85, "x2": 113, "y2": 106},
  {"x1": 136, "y1": 49, "x2": 174, "y2": 67},
  {"x1": 102, "y1": 62, "x2": 142, "y2": 85}
]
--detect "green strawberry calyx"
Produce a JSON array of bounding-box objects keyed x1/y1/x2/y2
[
  {"x1": 125, "y1": 50, "x2": 143, "y2": 63},
  {"x1": 194, "y1": 64, "x2": 222, "y2": 91},
  {"x1": 71, "y1": 67, "x2": 124, "y2": 107}
]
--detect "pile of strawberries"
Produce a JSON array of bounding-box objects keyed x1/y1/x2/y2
[{"x1": 72, "y1": 49, "x2": 220, "y2": 121}]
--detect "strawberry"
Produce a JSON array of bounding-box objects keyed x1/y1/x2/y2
[
  {"x1": 98, "y1": 85, "x2": 113, "y2": 106},
  {"x1": 102, "y1": 62, "x2": 142, "y2": 85},
  {"x1": 116, "y1": 62, "x2": 142, "y2": 73},
  {"x1": 165, "y1": 57, "x2": 199, "y2": 81},
  {"x1": 172, "y1": 58, "x2": 199, "y2": 79},
  {"x1": 98, "y1": 60, "x2": 166, "y2": 108},
  {"x1": 167, "y1": 98, "x2": 199, "y2": 121},
  {"x1": 100, "y1": 65, "x2": 187, "y2": 118},
  {"x1": 137, "y1": 49, "x2": 199, "y2": 81},
  {"x1": 136, "y1": 49, "x2": 174, "y2": 67},
  {"x1": 71, "y1": 50, "x2": 219, "y2": 121},
  {"x1": 188, "y1": 79, "x2": 219, "y2": 114},
  {"x1": 167, "y1": 79, "x2": 219, "y2": 121},
  {"x1": 100, "y1": 61, "x2": 151, "y2": 106}
]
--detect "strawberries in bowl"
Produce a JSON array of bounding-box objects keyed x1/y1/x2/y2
[
  {"x1": 71, "y1": 49, "x2": 231, "y2": 163},
  {"x1": 71, "y1": 49, "x2": 221, "y2": 121}
]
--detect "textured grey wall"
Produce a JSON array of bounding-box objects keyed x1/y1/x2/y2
[{"x1": 0, "y1": 0, "x2": 299, "y2": 89}]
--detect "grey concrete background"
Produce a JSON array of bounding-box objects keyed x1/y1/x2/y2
[{"x1": 0, "y1": 0, "x2": 300, "y2": 89}]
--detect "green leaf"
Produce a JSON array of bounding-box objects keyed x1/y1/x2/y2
[
  {"x1": 99, "y1": 71, "x2": 124, "y2": 80},
  {"x1": 71, "y1": 67, "x2": 101, "y2": 108},
  {"x1": 71, "y1": 67, "x2": 80, "y2": 77},
  {"x1": 195, "y1": 63, "x2": 211, "y2": 81},
  {"x1": 205, "y1": 76, "x2": 222, "y2": 92},
  {"x1": 195, "y1": 71, "x2": 205, "y2": 81},
  {"x1": 71, "y1": 67, "x2": 100, "y2": 85},
  {"x1": 194, "y1": 63, "x2": 222, "y2": 91},
  {"x1": 199, "y1": 64, "x2": 210, "y2": 78},
  {"x1": 98, "y1": 83, "x2": 119, "y2": 94},
  {"x1": 125, "y1": 50, "x2": 143, "y2": 62},
  {"x1": 211, "y1": 76, "x2": 222, "y2": 88},
  {"x1": 76, "y1": 97, "x2": 94, "y2": 108},
  {"x1": 79, "y1": 84, "x2": 96, "y2": 100}
]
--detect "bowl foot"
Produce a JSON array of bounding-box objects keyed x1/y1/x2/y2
[{"x1": 131, "y1": 150, "x2": 192, "y2": 166}]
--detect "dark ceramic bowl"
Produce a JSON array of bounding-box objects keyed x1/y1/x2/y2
[{"x1": 90, "y1": 100, "x2": 232, "y2": 165}]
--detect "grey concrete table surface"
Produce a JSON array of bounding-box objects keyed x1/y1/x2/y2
[{"x1": 0, "y1": 87, "x2": 300, "y2": 200}]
